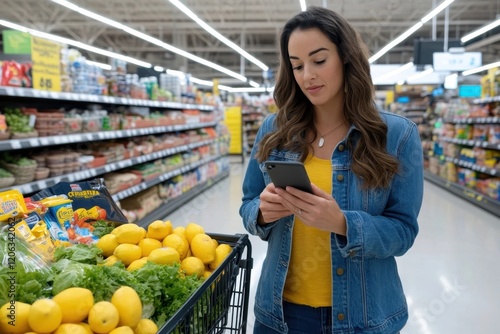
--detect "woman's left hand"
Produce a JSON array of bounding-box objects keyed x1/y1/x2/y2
[{"x1": 275, "y1": 183, "x2": 347, "y2": 235}]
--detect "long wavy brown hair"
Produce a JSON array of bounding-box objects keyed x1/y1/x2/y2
[{"x1": 255, "y1": 6, "x2": 399, "y2": 189}]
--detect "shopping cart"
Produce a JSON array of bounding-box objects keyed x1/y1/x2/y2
[{"x1": 159, "y1": 233, "x2": 253, "y2": 334}]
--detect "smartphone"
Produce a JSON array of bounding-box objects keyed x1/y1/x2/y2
[{"x1": 264, "y1": 161, "x2": 313, "y2": 193}]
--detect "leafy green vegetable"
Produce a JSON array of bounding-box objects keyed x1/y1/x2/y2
[
  {"x1": 52, "y1": 261, "x2": 93, "y2": 295},
  {"x1": 91, "y1": 220, "x2": 115, "y2": 238},
  {"x1": 53, "y1": 244, "x2": 103, "y2": 264}
]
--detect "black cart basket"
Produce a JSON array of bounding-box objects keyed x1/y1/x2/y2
[{"x1": 159, "y1": 233, "x2": 253, "y2": 334}]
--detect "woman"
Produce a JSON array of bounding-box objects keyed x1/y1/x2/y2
[{"x1": 239, "y1": 6, "x2": 423, "y2": 334}]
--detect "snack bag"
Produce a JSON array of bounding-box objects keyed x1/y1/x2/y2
[
  {"x1": 31, "y1": 178, "x2": 127, "y2": 225},
  {"x1": 0, "y1": 190, "x2": 28, "y2": 223}
]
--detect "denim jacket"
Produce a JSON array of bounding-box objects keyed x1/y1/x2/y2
[{"x1": 240, "y1": 111, "x2": 423, "y2": 334}]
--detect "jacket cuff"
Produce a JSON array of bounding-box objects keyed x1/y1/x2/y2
[{"x1": 334, "y1": 211, "x2": 363, "y2": 259}]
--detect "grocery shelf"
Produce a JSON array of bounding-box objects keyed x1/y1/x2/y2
[
  {"x1": 472, "y1": 96, "x2": 500, "y2": 104},
  {"x1": 0, "y1": 86, "x2": 214, "y2": 111},
  {"x1": 444, "y1": 156, "x2": 499, "y2": 177},
  {"x1": 135, "y1": 169, "x2": 230, "y2": 227},
  {"x1": 0, "y1": 139, "x2": 216, "y2": 194},
  {"x1": 0, "y1": 121, "x2": 217, "y2": 151},
  {"x1": 424, "y1": 170, "x2": 500, "y2": 218},
  {"x1": 112, "y1": 154, "x2": 222, "y2": 201},
  {"x1": 445, "y1": 116, "x2": 500, "y2": 124},
  {"x1": 440, "y1": 137, "x2": 500, "y2": 151}
]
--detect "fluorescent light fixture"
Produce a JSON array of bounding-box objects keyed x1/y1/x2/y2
[
  {"x1": 86, "y1": 60, "x2": 112, "y2": 70},
  {"x1": 48, "y1": 0, "x2": 248, "y2": 82},
  {"x1": 462, "y1": 61, "x2": 500, "y2": 76},
  {"x1": 169, "y1": 0, "x2": 268, "y2": 71},
  {"x1": 406, "y1": 68, "x2": 434, "y2": 81},
  {"x1": 421, "y1": 0, "x2": 455, "y2": 23},
  {"x1": 0, "y1": 20, "x2": 152, "y2": 68},
  {"x1": 249, "y1": 80, "x2": 260, "y2": 88},
  {"x1": 373, "y1": 62, "x2": 414, "y2": 84},
  {"x1": 190, "y1": 77, "x2": 213, "y2": 86},
  {"x1": 369, "y1": 0, "x2": 455, "y2": 63},
  {"x1": 166, "y1": 69, "x2": 186, "y2": 78},
  {"x1": 397, "y1": 80, "x2": 406, "y2": 86},
  {"x1": 461, "y1": 18, "x2": 500, "y2": 43},
  {"x1": 154, "y1": 66, "x2": 165, "y2": 72},
  {"x1": 300, "y1": 0, "x2": 307, "y2": 11}
]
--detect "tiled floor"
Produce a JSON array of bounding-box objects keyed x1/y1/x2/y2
[{"x1": 166, "y1": 159, "x2": 500, "y2": 334}]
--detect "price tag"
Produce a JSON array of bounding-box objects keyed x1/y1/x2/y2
[{"x1": 10, "y1": 140, "x2": 21, "y2": 149}]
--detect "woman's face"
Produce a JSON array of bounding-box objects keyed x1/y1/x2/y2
[{"x1": 288, "y1": 28, "x2": 344, "y2": 110}]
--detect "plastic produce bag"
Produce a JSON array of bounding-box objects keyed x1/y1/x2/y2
[{"x1": 0, "y1": 223, "x2": 53, "y2": 306}]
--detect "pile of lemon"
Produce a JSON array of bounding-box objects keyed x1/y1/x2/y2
[
  {"x1": 0, "y1": 286, "x2": 157, "y2": 334},
  {"x1": 96, "y1": 221, "x2": 232, "y2": 278}
]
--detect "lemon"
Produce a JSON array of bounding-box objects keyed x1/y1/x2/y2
[
  {"x1": 181, "y1": 256, "x2": 205, "y2": 278},
  {"x1": 185, "y1": 222, "x2": 205, "y2": 244},
  {"x1": 138, "y1": 238, "x2": 162, "y2": 257},
  {"x1": 102, "y1": 255, "x2": 120, "y2": 266},
  {"x1": 162, "y1": 234, "x2": 189, "y2": 260},
  {"x1": 112, "y1": 224, "x2": 147, "y2": 244},
  {"x1": 78, "y1": 322, "x2": 93, "y2": 334},
  {"x1": 172, "y1": 226, "x2": 186, "y2": 238},
  {"x1": 203, "y1": 270, "x2": 212, "y2": 279},
  {"x1": 96, "y1": 234, "x2": 119, "y2": 257},
  {"x1": 53, "y1": 323, "x2": 88, "y2": 334},
  {"x1": 148, "y1": 247, "x2": 180, "y2": 265},
  {"x1": 209, "y1": 244, "x2": 233, "y2": 270},
  {"x1": 134, "y1": 318, "x2": 158, "y2": 334},
  {"x1": 52, "y1": 287, "x2": 94, "y2": 323},
  {"x1": 146, "y1": 220, "x2": 172, "y2": 240},
  {"x1": 28, "y1": 298, "x2": 62, "y2": 333},
  {"x1": 88, "y1": 301, "x2": 119, "y2": 333},
  {"x1": 108, "y1": 326, "x2": 134, "y2": 334},
  {"x1": 111, "y1": 286, "x2": 142, "y2": 328},
  {"x1": 0, "y1": 301, "x2": 31, "y2": 334},
  {"x1": 190, "y1": 233, "x2": 216, "y2": 264},
  {"x1": 113, "y1": 244, "x2": 142, "y2": 266},
  {"x1": 127, "y1": 257, "x2": 148, "y2": 271}
]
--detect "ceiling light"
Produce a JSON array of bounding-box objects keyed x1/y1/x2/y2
[
  {"x1": 86, "y1": 60, "x2": 112, "y2": 70},
  {"x1": 169, "y1": 0, "x2": 268, "y2": 71},
  {"x1": 249, "y1": 80, "x2": 260, "y2": 88},
  {"x1": 300, "y1": 0, "x2": 307, "y2": 11},
  {"x1": 369, "y1": 0, "x2": 455, "y2": 63},
  {"x1": 48, "y1": 0, "x2": 248, "y2": 82},
  {"x1": 0, "y1": 20, "x2": 152, "y2": 68},
  {"x1": 372, "y1": 62, "x2": 414, "y2": 84},
  {"x1": 461, "y1": 18, "x2": 500, "y2": 43},
  {"x1": 154, "y1": 66, "x2": 165, "y2": 72},
  {"x1": 462, "y1": 61, "x2": 500, "y2": 76}
]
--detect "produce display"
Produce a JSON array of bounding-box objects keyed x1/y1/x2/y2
[{"x1": 0, "y1": 181, "x2": 233, "y2": 334}]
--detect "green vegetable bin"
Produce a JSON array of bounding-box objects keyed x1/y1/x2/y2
[{"x1": 159, "y1": 233, "x2": 253, "y2": 334}]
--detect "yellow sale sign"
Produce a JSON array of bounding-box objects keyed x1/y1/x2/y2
[{"x1": 31, "y1": 36, "x2": 61, "y2": 91}]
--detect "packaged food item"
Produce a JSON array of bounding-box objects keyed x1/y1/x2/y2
[
  {"x1": 31, "y1": 178, "x2": 128, "y2": 225},
  {"x1": 0, "y1": 189, "x2": 28, "y2": 223}
]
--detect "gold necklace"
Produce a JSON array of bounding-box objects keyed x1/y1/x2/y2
[{"x1": 316, "y1": 121, "x2": 345, "y2": 148}]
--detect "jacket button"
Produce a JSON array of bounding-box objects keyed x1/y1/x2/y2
[
  {"x1": 336, "y1": 174, "x2": 344, "y2": 182},
  {"x1": 337, "y1": 313, "x2": 345, "y2": 321},
  {"x1": 336, "y1": 268, "x2": 344, "y2": 276},
  {"x1": 338, "y1": 144, "x2": 345, "y2": 151}
]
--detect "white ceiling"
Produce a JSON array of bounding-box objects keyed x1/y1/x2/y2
[{"x1": 1, "y1": 0, "x2": 499, "y2": 87}]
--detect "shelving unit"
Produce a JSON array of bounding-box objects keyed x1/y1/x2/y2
[
  {"x1": 242, "y1": 106, "x2": 265, "y2": 155},
  {"x1": 0, "y1": 85, "x2": 230, "y2": 221},
  {"x1": 425, "y1": 95, "x2": 500, "y2": 217}
]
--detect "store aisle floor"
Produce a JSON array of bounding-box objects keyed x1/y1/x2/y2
[{"x1": 166, "y1": 160, "x2": 500, "y2": 334}]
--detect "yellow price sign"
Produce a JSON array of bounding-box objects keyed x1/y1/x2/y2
[{"x1": 31, "y1": 36, "x2": 62, "y2": 92}]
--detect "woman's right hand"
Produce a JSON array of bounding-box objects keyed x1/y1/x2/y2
[{"x1": 258, "y1": 183, "x2": 294, "y2": 225}]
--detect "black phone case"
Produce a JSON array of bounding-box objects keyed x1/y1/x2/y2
[{"x1": 264, "y1": 161, "x2": 313, "y2": 193}]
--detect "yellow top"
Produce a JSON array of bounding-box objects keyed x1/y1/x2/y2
[{"x1": 283, "y1": 155, "x2": 333, "y2": 307}]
